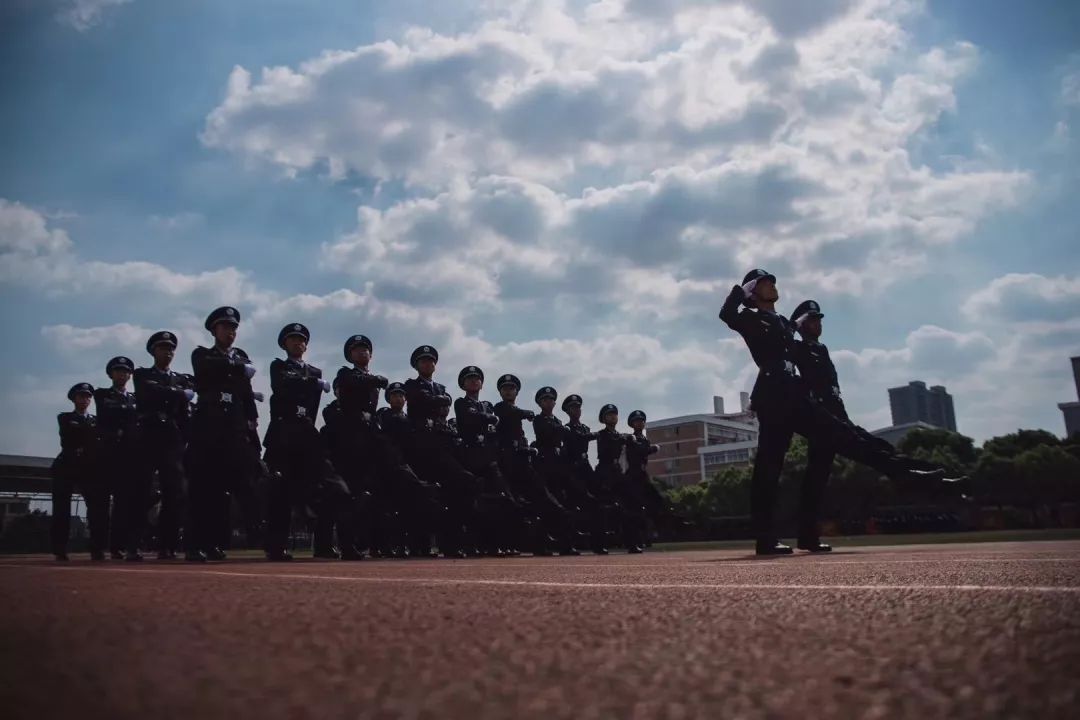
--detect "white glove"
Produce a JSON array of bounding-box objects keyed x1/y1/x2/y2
[
  {"x1": 243, "y1": 363, "x2": 257, "y2": 379},
  {"x1": 319, "y1": 378, "x2": 331, "y2": 393},
  {"x1": 741, "y1": 278, "x2": 759, "y2": 297},
  {"x1": 182, "y1": 388, "x2": 195, "y2": 402}
]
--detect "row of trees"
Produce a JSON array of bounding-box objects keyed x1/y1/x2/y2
[{"x1": 664, "y1": 428, "x2": 1080, "y2": 535}]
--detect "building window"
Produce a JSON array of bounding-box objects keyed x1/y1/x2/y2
[
  {"x1": 675, "y1": 442, "x2": 680, "y2": 451},
  {"x1": 674, "y1": 426, "x2": 680, "y2": 435}
]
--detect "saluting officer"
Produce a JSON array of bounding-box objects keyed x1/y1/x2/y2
[
  {"x1": 95, "y1": 356, "x2": 143, "y2": 560},
  {"x1": 720, "y1": 270, "x2": 953, "y2": 555},
  {"x1": 561, "y1": 394, "x2": 608, "y2": 554},
  {"x1": 187, "y1": 306, "x2": 261, "y2": 562},
  {"x1": 51, "y1": 383, "x2": 103, "y2": 561},
  {"x1": 264, "y1": 323, "x2": 350, "y2": 561},
  {"x1": 134, "y1": 331, "x2": 194, "y2": 559}
]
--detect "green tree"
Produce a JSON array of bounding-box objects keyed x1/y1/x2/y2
[
  {"x1": 899, "y1": 428, "x2": 978, "y2": 471},
  {"x1": 981, "y1": 429, "x2": 1061, "y2": 458},
  {"x1": 1014, "y1": 444, "x2": 1080, "y2": 526}
]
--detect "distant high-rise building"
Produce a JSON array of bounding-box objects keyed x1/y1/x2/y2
[
  {"x1": 1058, "y1": 356, "x2": 1080, "y2": 439},
  {"x1": 888, "y1": 381, "x2": 957, "y2": 432}
]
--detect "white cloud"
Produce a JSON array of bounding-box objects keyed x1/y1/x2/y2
[
  {"x1": 41, "y1": 323, "x2": 153, "y2": 351},
  {"x1": 56, "y1": 0, "x2": 132, "y2": 32},
  {"x1": 962, "y1": 273, "x2": 1080, "y2": 327},
  {"x1": 0, "y1": 199, "x2": 266, "y2": 307},
  {"x1": 1061, "y1": 54, "x2": 1080, "y2": 107}
]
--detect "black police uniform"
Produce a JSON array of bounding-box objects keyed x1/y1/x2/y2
[
  {"x1": 403, "y1": 346, "x2": 475, "y2": 557},
  {"x1": 187, "y1": 307, "x2": 261, "y2": 560},
  {"x1": 455, "y1": 367, "x2": 521, "y2": 555},
  {"x1": 561, "y1": 395, "x2": 609, "y2": 553},
  {"x1": 264, "y1": 324, "x2": 351, "y2": 560},
  {"x1": 593, "y1": 405, "x2": 635, "y2": 552},
  {"x1": 51, "y1": 384, "x2": 104, "y2": 559},
  {"x1": 493, "y1": 376, "x2": 574, "y2": 555},
  {"x1": 720, "y1": 272, "x2": 939, "y2": 553},
  {"x1": 134, "y1": 331, "x2": 191, "y2": 558},
  {"x1": 94, "y1": 357, "x2": 143, "y2": 558},
  {"x1": 788, "y1": 301, "x2": 841, "y2": 549},
  {"x1": 624, "y1": 411, "x2": 661, "y2": 552},
  {"x1": 376, "y1": 385, "x2": 441, "y2": 558},
  {"x1": 334, "y1": 335, "x2": 392, "y2": 555}
]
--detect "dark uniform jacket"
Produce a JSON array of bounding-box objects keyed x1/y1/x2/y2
[
  {"x1": 564, "y1": 421, "x2": 597, "y2": 465},
  {"x1": 191, "y1": 345, "x2": 258, "y2": 430},
  {"x1": 719, "y1": 286, "x2": 803, "y2": 412},
  {"x1": 403, "y1": 377, "x2": 452, "y2": 433},
  {"x1": 493, "y1": 401, "x2": 533, "y2": 450},
  {"x1": 454, "y1": 396, "x2": 499, "y2": 448},
  {"x1": 792, "y1": 340, "x2": 847, "y2": 420},
  {"x1": 532, "y1": 413, "x2": 568, "y2": 459},
  {"x1": 56, "y1": 412, "x2": 99, "y2": 463},
  {"x1": 93, "y1": 387, "x2": 138, "y2": 447},
  {"x1": 336, "y1": 366, "x2": 387, "y2": 423},
  {"x1": 134, "y1": 367, "x2": 190, "y2": 433}
]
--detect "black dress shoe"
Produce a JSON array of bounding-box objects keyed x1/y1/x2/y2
[
  {"x1": 341, "y1": 547, "x2": 366, "y2": 561},
  {"x1": 157, "y1": 550, "x2": 177, "y2": 560},
  {"x1": 627, "y1": 545, "x2": 644, "y2": 554},
  {"x1": 205, "y1": 547, "x2": 227, "y2": 561},
  {"x1": 534, "y1": 548, "x2": 554, "y2": 557},
  {"x1": 313, "y1": 547, "x2": 342, "y2": 560},
  {"x1": 559, "y1": 548, "x2": 582, "y2": 556},
  {"x1": 266, "y1": 549, "x2": 293, "y2": 562},
  {"x1": 797, "y1": 540, "x2": 832, "y2": 553},
  {"x1": 91, "y1": 551, "x2": 106, "y2": 562},
  {"x1": 109, "y1": 550, "x2": 125, "y2": 561},
  {"x1": 442, "y1": 549, "x2": 467, "y2": 559},
  {"x1": 54, "y1": 552, "x2": 69, "y2": 562},
  {"x1": 185, "y1": 550, "x2": 207, "y2": 562},
  {"x1": 592, "y1": 547, "x2": 609, "y2": 555},
  {"x1": 125, "y1": 551, "x2": 145, "y2": 562},
  {"x1": 755, "y1": 541, "x2": 793, "y2": 556}
]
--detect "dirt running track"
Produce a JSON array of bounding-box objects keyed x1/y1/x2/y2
[{"x1": 2, "y1": 540, "x2": 1079, "y2": 719}]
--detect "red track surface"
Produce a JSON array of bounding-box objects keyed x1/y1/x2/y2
[{"x1": 2, "y1": 540, "x2": 1079, "y2": 719}]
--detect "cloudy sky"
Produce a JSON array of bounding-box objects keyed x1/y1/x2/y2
[{"x1": 2, "y1": 0, "x2": 1078, "y2": 456}]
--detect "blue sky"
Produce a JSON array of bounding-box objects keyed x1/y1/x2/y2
[{"x1": 2, "y1": 0, "x2": 1078, "y2": 455}]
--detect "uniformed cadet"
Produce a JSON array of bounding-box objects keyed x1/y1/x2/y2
[
  {"x1": 186, "y1": 306, "x2": 261, "y2": 562},
  {"x1": 377, "y1": 381, "x2": 441, "y2": 558},
  {"x1": 95, "y1": 356, "x2": 143, "y2": 560},
  {"x1": 593, "y1": 404, "x2": 639, "y2": 553},
  {"x1": 494, "y1": 375, "x2": 578, "y2": 556},
  {"x1": 134, "y1": 331, "x2": 193, "y2": 560},
  {"x1": 264, "y1": 323, "x2": 351, "y2": 561},
  {"x1": 561, "y1": 394, "x2": 609, "y2": 554},
  {"x1": 455, "y1": 366, "x2": 521, "y2": 556},
  {"x1": 335, "y1": 334, "x2": 392, "y2": 557},
  {"x1": 51, "y1": 383, "x2": 103, "y2": 561},
  {"x1": 625, "y1": 410, "x2": 663, "y2": 552},
  {"x1": 403, "y1": 345, "x2": 475, "y2": 558},
  {"x1": 720, "y1": 270, "x2": 955, "y2": 555}
]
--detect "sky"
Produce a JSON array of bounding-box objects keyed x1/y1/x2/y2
[{"x1": 1, "y1": 0, "x2": 1078, "y2": 457}]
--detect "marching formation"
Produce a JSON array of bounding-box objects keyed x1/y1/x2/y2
[
  {"x1": 50, "y1": 307, "x2": 672, "y2": 562},
  {"x1": 50, "y1": 267, "x2": 966, "y2": 561}
]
